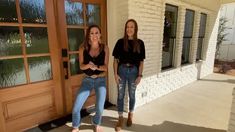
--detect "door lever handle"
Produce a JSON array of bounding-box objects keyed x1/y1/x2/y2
[{"x1": 63, "y1": 61, "x2": 69, "y2": 79}]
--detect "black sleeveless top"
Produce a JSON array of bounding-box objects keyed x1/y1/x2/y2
[{"x1": 82, "y1": 49, "x2": 105, "y2": 76}]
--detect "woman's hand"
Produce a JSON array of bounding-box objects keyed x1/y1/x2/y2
[
  {"x1": 135, "y1": 76, "x2": 141, "y2": 85},
  {"x1": 114, "y1": 74, "x2": 121, "y2": 84},
  {"x1": 89, "y1": 61, "x2": 98, "y2": 71}
]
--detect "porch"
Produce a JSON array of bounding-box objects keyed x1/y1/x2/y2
[{"x1": 28, "y1": 73, "x2": 234, "y2": 132}]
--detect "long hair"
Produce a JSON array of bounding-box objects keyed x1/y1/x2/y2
[
  {"x1": 82, "y1": 24, "x2": 104, "y2": 52},
  {"x1": 123, "y1": 19, "x2": 140, "y2": 53}
]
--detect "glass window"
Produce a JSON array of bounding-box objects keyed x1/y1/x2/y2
[
  {"x1": 19, "y1": 0, "x2": 46, "y2": 24},
  {"x1": 162, "y1": 4, "x2": 178, "y2": 70},
  {"x1": 28, "y1": 56, "x2": 52, "y2": 83},
  {"x1": 24, "y1": 27, "x2": 49, "y2": 54},
  {"x1": 70, "y1": 54, "x2": 83, "y2": 75},
  {"x1": 86, "y1": 4, "x2": 101, "y2": 26},
  {"x1": 67, "y1": 28, "x2": 84, "y2": 51},
  {"x1": 0, "y1": 0, "x2": 18, "y2": 23},
  {"x1": 65, "y1": 1, "x2": 83, "y2": 25},
  {"x1": 196, "y1": 13, "x2": 207, "y2": 61},
  {"x1": 182, "y1": 9, "x2": 195, "y2": 64},
  {"x1": 0, "y1": 26, "x2": 22, "y2": 56},
  {"x1": 0, "y1": 58, "x2": 27, "y2": 88}
]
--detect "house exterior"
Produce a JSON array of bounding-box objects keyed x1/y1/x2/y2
[
  {"x1": 218, "y1": 3, "x2": 235, "y2": 61},
  {"x1": 0, "y1": 0, "x2": 234, "y2": 131}
]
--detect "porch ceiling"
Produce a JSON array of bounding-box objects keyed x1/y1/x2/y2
[{"x1": 220, "y1": 0, "x2": 235, "y2": 4}]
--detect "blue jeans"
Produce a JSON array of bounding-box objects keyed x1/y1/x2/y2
[
  {"x1": 117, "y1": 64, "x2": 138, "y2": 114},
  {"x1": 72, "y1": 77, "x2": 106, "y2": 128}
]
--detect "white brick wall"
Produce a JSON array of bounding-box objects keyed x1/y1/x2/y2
[{"x1": 107, "y1": 0, "x2": 220, "y2": 112}]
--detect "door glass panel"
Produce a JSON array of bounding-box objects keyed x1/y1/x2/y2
[
  {"x1": 0, "y1": 26, "x2": 22, "y2": 56},
  {"x1": 0, "y1": 0, "x2": 18, "y2": 23},
  {"x1": 70, "y1": 54, "x2": 82, "y2": 75},
  {"x1": 19, "y1": 0, "x2": 46, "y2": 24},
  {"x1": 86, "y1": 4, "x2": 100, "y2": 26},
  {"x1": 28, "y1": 56, "x2": 52, "y2": 83},
  {"x1": 67, "y1": 28, "x2": 84, "y2": 51},
  {"x1": 0, "y1": 58, "x2": 26, "y2": 88},
  {"x1": 24, "y1": 27, "x2": 49, "y2": 54},
  {"x1": 65, "y1": 1, "x2": 83, "y2": 25}
]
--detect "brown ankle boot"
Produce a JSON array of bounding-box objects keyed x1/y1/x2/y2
[
  {"x1": 115, "y1": 116, "x2": 124, "y2": 131},
  {"x1": 126, "y1": 112, "x2": 133, "y2": 127}
]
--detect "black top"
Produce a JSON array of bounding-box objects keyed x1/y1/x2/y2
[
  {"x1": 112, "y1": 38, "x2": 145, "y2": 67},
  {"x1": 82, "y1": 49, "x2": 105, "y2": 76}
]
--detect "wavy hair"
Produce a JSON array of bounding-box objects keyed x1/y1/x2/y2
[{"x1": 82, "y1": 24, "x2": 104, "y2": 52}]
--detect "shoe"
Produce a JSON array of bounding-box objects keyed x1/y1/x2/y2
[
  {"x1": 115, "y1": 116, "x2": 124, "y2": 131},
  {"x1": 72, "y1": 128, "x2": 79, "y2": 132},
  {"x1": 126, "y1": 112, "x2": 133, "y2": 127}
]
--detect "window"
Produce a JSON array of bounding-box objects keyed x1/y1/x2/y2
[
  {"x1": 181, "y1": 9, "x2": 195, "y2": 64},
  {"x1": 196, "y1": 13, "x2": 207, "y2": 61},
  {"x1": 162, "y1": 4, "x2": 178, "y2": 70}
]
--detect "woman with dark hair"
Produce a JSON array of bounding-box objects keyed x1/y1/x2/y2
[
  {"x1": 72, "y1": 25, "x2": 109, "y2": 132},
  {"x1": 112, "y1": 19, "x2": 145, "y2": 131}
]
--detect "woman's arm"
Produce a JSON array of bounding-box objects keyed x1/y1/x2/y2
[
  {"x1": 97, "y1": 45, "x2": 109, "y2": 71},
  {"x1": 135, "y1": 61, "x2": 144, "y2": 85}
]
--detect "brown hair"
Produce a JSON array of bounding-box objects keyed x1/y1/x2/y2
[
  {"x1": 82, "y1": 24, "x2": 104, "y2": 52},
  {"x1": 123, "y1": 19, "x2": 140, "y2": 53}
]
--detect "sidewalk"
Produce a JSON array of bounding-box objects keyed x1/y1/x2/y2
[{"x1": 34, "y1": 73, "x2": 235, "y2": 132}]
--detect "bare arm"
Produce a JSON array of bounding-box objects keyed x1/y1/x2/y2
[
  {"x1": 97, "y1": 45, "x2": 109, "y2": 71},
  {"x1": 113, "y1": 58, "x2": 121, "y2": 84},
  {"x1": 138, "y1": 61, "x2": 144, "y2": 76},
  {"x1": 135, "y1": 61, "x2": 144, "y2": 85}
]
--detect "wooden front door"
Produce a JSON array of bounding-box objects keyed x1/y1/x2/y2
[
  {"x1": 0, "y1": 0, "x2": 63, "y2": 132},
  {"x1": 0, "y1": 0, "x2": 106, "y2": 131},
  {"x1": 56, "y1": 0, "x2": 107, "y2": 113}
]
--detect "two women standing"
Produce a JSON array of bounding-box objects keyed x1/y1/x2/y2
[{"x1": 72, "y1": 19, "x2": 145, "y2": 132}]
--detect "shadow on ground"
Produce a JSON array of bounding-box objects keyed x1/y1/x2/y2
[{"x1": 51, "y1": 116, "x2": 226, "y2": 132}]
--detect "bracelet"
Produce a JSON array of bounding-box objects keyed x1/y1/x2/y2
[{"x1": 138, "y1": 74, "x2": 143, "y2": 77}]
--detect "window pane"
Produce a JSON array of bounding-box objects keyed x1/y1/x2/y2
[
  {"x1": 70, "y1": 54, "x2": 83, "y2": 76},
  {"x1": 162, "y1": 38, "x2": 175, "y2": 69},
  {"x1": 196, "y1": 38, "x2": 203, "y2": 60},
  {"x1": 24, "y1": 27, "x2": 49, "y2": 54},
  {"x1": 162, "y1": 4, "x2": 178, "y2": 69},
  {"x1": 86, "y1": 4, "x2": 101, "y2": 26},
  {"x1": 65, "y1": 1, "x2": 83, "y2": 25},
  {"x1": 19, "y1": 0, "x2": 46, "y2": 24},
  {"x1": 184, "y1": 10, "x2": 194, "y2": 37},
  {"x1": 67, "y1": 28, "x2": 84, "y2": 51},
  {"x1": 28, "y1": 56, "x2": 52, "y2": 83},
  {"x1": 182, "y1": 38, "x2": 190, "y2": 64},
  {"x1": 0, "y1": 58, "x2": 26, "y2": 88},
  {"x1": 0, "y1": 26, "x2": 22, "y2": 56},
  {"x1": 199, "y1": 13, "x2": 207, "y2": 37},
  {"x1": 0, "y1": 0, "x2": 18, "y2": 23}
]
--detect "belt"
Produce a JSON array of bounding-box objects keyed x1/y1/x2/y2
[
  {"x1": 122, "y1": 63, "x2": 134, "y2": 68},
  {"x1": 85, "y1": 72, "x2": 106, "y2": 79}
]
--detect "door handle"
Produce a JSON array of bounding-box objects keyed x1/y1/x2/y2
[
  {"x1": 63, "y1": 61, "x2": 69, "y2": 79},
  {"x1": 62, "y1": 48, "x2": 68, "y2": 57}
]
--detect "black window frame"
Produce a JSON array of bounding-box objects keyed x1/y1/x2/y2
[
  {"x1": 196, "y1": 13, "x2": 207, "y2": 61},
  {"x1": 162, "y1": 4, "x2": 178, "y2": 70},
  {"x1": 181, "y1": 9, "x2": 195, "y2": 65}
]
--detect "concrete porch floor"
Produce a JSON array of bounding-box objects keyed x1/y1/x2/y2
[{"x1": 28, "y1": 73, "x2": 235, "y2": 132}]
